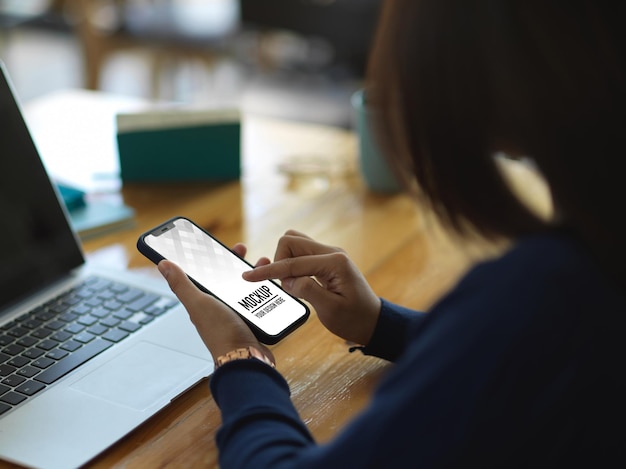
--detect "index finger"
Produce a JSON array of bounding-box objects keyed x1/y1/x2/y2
[
  {"x1": 273, "y1": 233, "x2": 341, "y2": 262},
  {"x1": 242, "y1": 253, "x2": 337, "y2": 282}
]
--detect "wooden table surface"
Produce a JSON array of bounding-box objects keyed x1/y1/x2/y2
[{"x1": 2, "y1": 92, "x2": 550, "y2": 468}]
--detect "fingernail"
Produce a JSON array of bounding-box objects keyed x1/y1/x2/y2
[{"x1": 282, "y1": 278, "x2": 293, "y2": 290}]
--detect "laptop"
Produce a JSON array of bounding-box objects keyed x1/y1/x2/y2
[{"x1": 0, "y1": 62, "x2": 213, "y2": 469}]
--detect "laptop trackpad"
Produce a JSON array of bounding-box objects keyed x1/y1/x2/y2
[{"x1": 70, "y1": 341, "x2": 208, "y2": 411}]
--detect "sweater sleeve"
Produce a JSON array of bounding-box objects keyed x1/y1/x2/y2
[
  {"x1": 357, "y1": 298, "x2": 427, "y2": 361},
  {"x1": 210, "y1": 359, "x2": 315, "y2": 468}
]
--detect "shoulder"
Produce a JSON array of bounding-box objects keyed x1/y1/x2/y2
[
  {"x1": 444, "y1": 231, "x2": 624, "y2": 318},
  {"x1": 386, "y1": 232, "x2": 626, "y2": 463},
  {"x1": 403, "y1": 230, "x2": 625, "y2": 387},
  {"x1": 467, "y1": 231, "x2": 595, "y2": 289}
]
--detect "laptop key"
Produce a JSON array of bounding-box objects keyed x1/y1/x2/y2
[
  {"x1": 71, "y1": 305, "x2": 91, "y2": 315},
  {"x1": 118, "y1": 321, "x2": 141, "y2": 333},
  {"x1": 77, "y1": 315, "x2": 98, "y2": 326},
  {"x1": 64, "y1": 323, "x2": 85, "y2": 334},
  {"x1": 113, "y1": 309, "x2": 134, "y2": 320},
  {"x1": 46, "y1": 349, "x2": 69, "y2": 360},
  {"x1": 7, "y1": 327, "x2": 29, "y2": 338},
  {"x1": 0, "y1": 321, "x2": 17, "y2": 331},
  {"x1": 22, "y1": 348, "x2": 45, "y2": 359},
  {"x1": 2, "y1": 374, "x2": 26, "y2": 387},
  {"x1": 31, "y1": 328, "x2": 52, "y2": 339},
  {"x1": 0, "y1": 364, "x2": 16, "y2": 377},
  {"x1": 50, "y1": 331, "x2": 72, "y2": 342},
  {"x1": 59, "y1": 341, "x2": 82, "y2": 352},
  {"x1": 100, "y1": 317, "x2": 121, "y2": 328},
  {"x1": 87, "y1": 278, "x2": 112, "y2": 291},
  {"x1": 36, "y1": 340, "x2": 58, "y2": 351},
  {"x1": 34, "y1": 339, "x2": 112, "y2": 385},
  {"x1": 103, "y1": 299, "x2": 122, "y2": 310},
  {"x1": 84, "y1": 297, "x2": 103, "y2": 308},
  {"x1": 74, "y1": 288, "x2": 95, "y2": 300},
  {"x1": 110, "y1": 282, "x2": 129, "y2": 294},
  {"x1": 139, "y1": 316, "x2": 155, "y2": 326},
  {"x1": 32, "y1": 357, "x2": 55, "y2": 369},
  {"x1": 127, "y1": 293, "x2": 160, "y2": 312},
  {"x1": 0, "y1": 335, "x2": 14, "y2": 346},
  {"x1": 74, "y1": 332, "x2": 95, "y2": 344},
  {"x1": 64, "y1": 295, "x2": 82, "y2": 306},
  {"x1": 102, "y1": 328, "x2": 129, "y2": 343},
  {"x1": 2, "y1": 344, "x2": 24, "y2": 356},
  {"x1": 16, "y1": 366, "x2": 40, "y2": 378},
  {"x1": 16, "y1": 336, "x2": 38, "y2": 347},
  {"x1": 15, "y1": 380, "x2": 45, "y2": 397},
  {"x1": 45, "y1": 320, "x2": 65, "y2": 331},
  {"x1": 0, "y1": 403, "x2": 11, "y2": 415},
  {"x1": 117, "y1": 288, "x2": 144, "y2": 303},
  {"x1": 49, "y1": 303, "x2": 70, "y2": 314},
  {"x1": 90, "y1": 307, "x2": 110, "y2": 319},
  {"x1": 34, "y1": 311, "x2": 55, "y2": 322},
  {"x1": 0, "y1": 391, "x2": 26, "y2": 406},
  {"x1": 59, "y1": 312, "x2": 79, "y2": 323},
  {"x1": 7, "y1": 356, "x2": 29, "y2": 368},
  {"x1": 87, "y1": 324, "x2": 108, "y2": 336},
  {"x1": 22, "y1": 319, "x2": 42, "y2": 330}
]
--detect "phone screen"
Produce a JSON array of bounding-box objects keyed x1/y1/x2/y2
[{"x1": 142, "y1": 218, "x2": 308, "y2": 340}]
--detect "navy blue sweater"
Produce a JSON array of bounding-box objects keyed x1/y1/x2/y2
[{"x1": 210, "y1": 233, "x2": 626, "y2": 468}]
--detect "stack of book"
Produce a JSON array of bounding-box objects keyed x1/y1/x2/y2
[{"x1": 56, "y1": 183, "x2": 135, "y2": 241}]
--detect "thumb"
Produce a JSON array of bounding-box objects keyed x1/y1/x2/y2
[{"x1": 158, "y1": 260, "x2": 202, "y2": 301}]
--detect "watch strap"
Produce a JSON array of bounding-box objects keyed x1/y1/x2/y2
[{"x1": 215, "y1": 346, "x2": 275, "y2": 370}]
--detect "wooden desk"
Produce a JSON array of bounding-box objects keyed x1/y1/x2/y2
[{"x1": 3, "y1": 92, "x2": 550, "y2": 468}]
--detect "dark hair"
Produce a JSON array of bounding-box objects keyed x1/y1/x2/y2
[{"x1": 369, "y1": 0, "x2": 626, "y2": 284}]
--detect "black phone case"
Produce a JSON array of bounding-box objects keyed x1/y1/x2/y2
[{"x1": 137, "y1": 216, "x2": 310, "y2": 344}]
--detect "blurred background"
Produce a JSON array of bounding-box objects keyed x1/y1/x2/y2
[{"x1": 0, "y1": 0, "x2": 383, "y2": 128}]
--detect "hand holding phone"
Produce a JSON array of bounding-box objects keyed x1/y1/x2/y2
[{"x1": 137, "y1": 217, "x2": 310, "y2": 344}]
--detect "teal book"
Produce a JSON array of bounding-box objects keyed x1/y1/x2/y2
[
  {"x1": 56, "y1": 182, "x2": 134, "y2": 240},
  {"x1": 56, "y1": 183, "x2": 87, "y2": 210},
  {"x1": 69, "y1": 197, "x2": 135, "y2": 241},
  {"x1": 116, "y1": 108, "x2": 241, "y2": 182}
]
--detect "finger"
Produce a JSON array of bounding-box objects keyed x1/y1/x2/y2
[
  {"x1": 255, "y1": 257, "x2": 271, "y2": 267},
  {"x1": 232, "y1": 244, "x2": 270, "y2": 267},
  {"x1": 232, "y1": 243, "x2": 247, "y2": 259},
  {"x1": 274, "y1": 234, "x2": 342, "y2": 262},
  {"x1": 243, "y1": 252, "x2": 341, "y2": 282},
  {"x1": 281, "y1": 275, "x2": 338, "y2": 316},
  {"x1": 158, "y1": 260, "x2": 216, "y2": 311},
  {"x1": 283, "y1": 229, "x2": 314, "y2": 240}
]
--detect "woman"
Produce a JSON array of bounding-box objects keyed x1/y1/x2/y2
[{"x1": 158, "y1": 1, "x2": 625, "y2": 467}]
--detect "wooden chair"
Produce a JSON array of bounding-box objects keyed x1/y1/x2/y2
[
  {"x1": 240, "y1": 0, "x2": 382, "y2": 76},
  {"x1": 71, "y1": 0, "x2": 239, "y2": 96}
]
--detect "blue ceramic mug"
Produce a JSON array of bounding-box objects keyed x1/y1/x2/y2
[{"x1": 351, "y1": 89, "x2": 402, "y2": 193}]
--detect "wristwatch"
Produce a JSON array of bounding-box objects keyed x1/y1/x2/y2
[{"x1": 215, "y1": 346, "x2": 275, "y2": 370}]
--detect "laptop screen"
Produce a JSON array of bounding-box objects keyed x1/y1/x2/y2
[{"x1": 0, "y1": 64, "x2": 84, "y2": 310}]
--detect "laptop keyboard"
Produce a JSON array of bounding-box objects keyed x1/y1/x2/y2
[{"x1": 0, "y1": 276, "x2": 178, "y2": 416}]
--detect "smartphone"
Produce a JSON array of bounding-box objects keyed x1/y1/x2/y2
[{"x1": 137, "y1": 216, "x2": 310, "y2": 344}]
